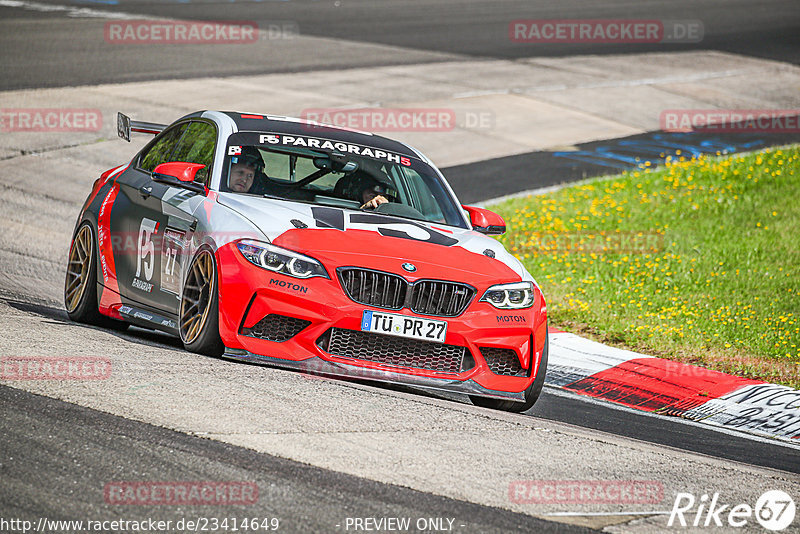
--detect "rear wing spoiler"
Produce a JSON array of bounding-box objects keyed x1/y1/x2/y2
[{"x1": 116, "y1": 112, "x2": 166, "y2": 142}]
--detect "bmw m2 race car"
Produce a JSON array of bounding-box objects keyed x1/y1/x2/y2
[{"x1": 64, "y1": 111, "x2": 548, "y2": 411}]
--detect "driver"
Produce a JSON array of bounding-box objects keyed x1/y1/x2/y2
[
  {"x1": 360, "y1": 181, "x2": 390, "y2": 209},
  {"x1": 336, "y1": 171, "x2": 397, "y2": 209},
  {"x1": 228, "y1": 147, "x2": 266, "y2": 193}
]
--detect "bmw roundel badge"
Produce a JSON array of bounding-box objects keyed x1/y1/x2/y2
[{"x1": 402, "y1": 263, "x2": 417, "y2": 273}]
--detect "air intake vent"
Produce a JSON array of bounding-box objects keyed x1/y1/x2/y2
[
  {"x1": 480, "y1": 347, "x2": 526, "y2": 376},
  {"x1": 241, "y1": 314, "x2": 311, "y2": 342},
  {"x1": 323, "y1": 328, "x2": 467, "y2": 373}
]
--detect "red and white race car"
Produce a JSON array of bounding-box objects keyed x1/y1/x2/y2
[{"x1": 65, "y1": 111, "x2": 548, "y2": 411}]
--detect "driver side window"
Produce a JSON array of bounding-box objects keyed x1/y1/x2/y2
[
  {"x1": 171, "y1": 121, "x2": 216, "y2": 184},
  {"x1": 139, "y1": 123, "x2": 188, "y2": 173}
]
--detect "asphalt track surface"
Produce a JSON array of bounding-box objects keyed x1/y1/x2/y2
[
  {"x1": 0, "y1": 0, "x2": 798, "y2": 90},
  {"x1": 7, "y1": 297, "x2": 800, "y2": 477},
  {"x1": 1, "y1": 385, "x2": 592, "y2": 534}
]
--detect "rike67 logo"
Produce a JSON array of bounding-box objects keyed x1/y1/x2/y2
[{"x1": 668, "y1": 490, "x2": 795, "y2": 531}]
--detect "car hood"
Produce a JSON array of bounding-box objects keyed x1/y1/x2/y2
[{"x1": 217, "y1": 193, "x2": 534, "y2": 286}]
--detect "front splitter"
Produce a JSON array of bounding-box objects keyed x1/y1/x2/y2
[{"x1": 222, "y1": 348, "x2": 526, "y2": 402}]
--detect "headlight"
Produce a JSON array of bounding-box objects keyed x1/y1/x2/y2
[
  {"x1": 236, "y1": 240, "x2": 329, "y2": 279},
  {"x1": 480, "y1": 281, "x2": 535, "y2": 309}
]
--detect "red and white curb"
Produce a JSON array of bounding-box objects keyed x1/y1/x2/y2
[{"x1": 546, "y1": 330, "x2": 800, "y2": 444}]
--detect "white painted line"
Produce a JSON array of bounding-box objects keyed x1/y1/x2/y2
[
  {"x1": 452, "y1": 89, "x2": 511, "y2": 99},
  {"x1": 0, "y1": 0, "x2": 146, "y2": 19},
  {"x1": 545, "y1": 511, "x2": 671, "y2": 517}
]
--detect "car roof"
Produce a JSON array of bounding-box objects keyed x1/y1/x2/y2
[{"x1": 207, "y1": 111, "x2": 421, "y2": 159}]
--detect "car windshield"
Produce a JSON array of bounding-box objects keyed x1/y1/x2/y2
[{"x1": 221, "y1": 134, "x2": 468, "y2": 228}]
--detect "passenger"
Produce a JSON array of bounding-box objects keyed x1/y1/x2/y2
[{"x1": 228, "y1": 147, "x2": 266, "y2": 193}]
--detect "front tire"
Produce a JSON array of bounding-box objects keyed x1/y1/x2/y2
[
  {"x1": 64, "y1": 222, "x2": 127, "y2": 330},
  {"x1": 180, "y1": 248, "x2": 224, "y2": 356},
  {"x1": 470, "y1": 327, "x2": 549, "y2": 412}
]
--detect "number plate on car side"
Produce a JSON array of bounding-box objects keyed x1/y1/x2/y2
[{"x1": 361, "y1": 310, "x2": 447, "y2": 343}]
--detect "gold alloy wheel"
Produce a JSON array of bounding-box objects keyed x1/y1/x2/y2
[
  {"x1": 64, "y1": 225, "x2": 93, "y2": 313},
  {"x1": 180, "y1": 250, "x2": 215, "y2": 344}
]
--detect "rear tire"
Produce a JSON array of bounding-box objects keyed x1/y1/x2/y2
[
  {"x1": 64, "y1": 222, "x2": 128, "y2": 330},
  {"x1": 180, "y1": 248, "x2": 224, "y2": 357},
  {"x1": 470, "y1": 326, "x2": 549, "y2": 412}
]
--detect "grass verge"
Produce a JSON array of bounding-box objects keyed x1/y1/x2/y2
[{"x1": 490, "y1": 145, "x2": 800, "y2": 388}]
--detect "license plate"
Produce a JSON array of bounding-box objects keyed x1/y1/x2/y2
[{"x1": 360, "y1": 310, "x2": 447, "y2": 343}]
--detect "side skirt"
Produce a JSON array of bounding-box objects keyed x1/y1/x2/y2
[{"x1": 116, "y1": 302, "x2": 180, "y2": 336}]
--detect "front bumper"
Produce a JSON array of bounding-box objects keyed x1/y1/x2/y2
[{"x1": 215, "y1": 242, "x2": 548, "y2": 399}]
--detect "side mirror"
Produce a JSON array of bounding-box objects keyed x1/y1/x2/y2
[
  {"x1": 152, "y1": 162, "x2": 206, "y2": 194},
  {"x1": 463, "y1": 205, "x2": 506, "y2": 235}
]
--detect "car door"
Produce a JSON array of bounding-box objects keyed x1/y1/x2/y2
[
  {"x1": 111, "y1": 122, "x2": 188, "y2": 313},
  {"x1": 155, "y1": 120, "x2": 217, "y2": 313},
  {"x1": 111, "y1": 120, "x2": 216, "y2": 315}
]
